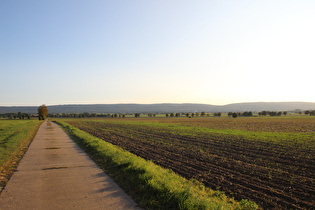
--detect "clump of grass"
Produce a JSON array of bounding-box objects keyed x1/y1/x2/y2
[
  {"x1": 0, "y1": 120, "x2": 42, "y2": 190},
  {"x1": 57, "y1": 120, "x2": 258, "y2": 210}
]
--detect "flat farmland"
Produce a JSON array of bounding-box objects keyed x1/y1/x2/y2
[{"x1": 63, "y1": 117, "x2": 315, "y2": 209}]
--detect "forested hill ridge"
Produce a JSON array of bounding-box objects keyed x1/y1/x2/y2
[{"x1": 1, "y1": 102, "x2": 315, "y2": 114}]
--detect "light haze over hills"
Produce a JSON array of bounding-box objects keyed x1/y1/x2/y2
[{"x1": 0, "y1": 102, "x2": 314, "y2": 114}]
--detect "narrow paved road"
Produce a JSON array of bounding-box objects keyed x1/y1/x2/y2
[{"x1": 0, "y1": 121, "x2": 141, "y2": 210}]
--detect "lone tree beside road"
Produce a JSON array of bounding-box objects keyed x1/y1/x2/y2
[{"x1": 38, "y1": 104, "x2": 48, "y2": 120}]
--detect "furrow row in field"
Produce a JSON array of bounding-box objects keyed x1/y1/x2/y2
[
  {"x1": 65, "y1": 120, "x2": 315, "y2": 209},
  {"x1": 107, "y1": 135, "x2": 312, "y2": 208},
  {"x1": 127, "y1": 142, "x2": 308, "y2": 209},
  {"x1": 111, "y1": 126, "x2": 315, "y2": 179},
  {"x1": 175, "y1": 132, "x2": 313, "y2": 170}
]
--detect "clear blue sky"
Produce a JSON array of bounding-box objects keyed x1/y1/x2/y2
[{"x1": 1, "y1": 0, "x2": 314, "y2": 106}]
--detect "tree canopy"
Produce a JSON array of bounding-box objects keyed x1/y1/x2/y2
[{"x1": 38, "y1": 105, "x2": 48, "y2": 120}]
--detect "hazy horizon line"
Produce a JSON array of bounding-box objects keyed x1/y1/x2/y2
[{"x1": 1, "y1": 101, "x2": 315, "y2": 107}]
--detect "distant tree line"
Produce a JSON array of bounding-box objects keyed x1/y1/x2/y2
[
  {"x1": 304, "y1": 110, "x2": 315, "y2": 116},
  {"x1": 227, "y1": 112, "x2": 254, "y2": 118},
  {"x1": 3, "y1": 110, "x2": 314, "y2": 119},
  {"x1": 0, "y1": 112, "x2": 32, "y2": 119},
  {"x1": 47, "y1": 110, "x2": 314, "y2": 118},
  {"x1": 165, "y1": 113, "x2": 181, "y2": 117},
  {"x1": 48, "y1": 113, "x2": 127, "y2": 118},
  {"x1": 257, "y1": 111, "x2": 287, "y2": 117},
  {"x1": 0, "y1": 105, "x2": 49, "y2": 120},
  {"x1": 226, "y1": 111, "x2": 288, "y2": 118}
]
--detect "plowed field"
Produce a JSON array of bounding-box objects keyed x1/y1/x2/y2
[{"x1": 63, "y1": 117, "x2": 315, "y2": 209}]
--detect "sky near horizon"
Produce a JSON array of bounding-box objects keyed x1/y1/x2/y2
[{"x1": 1, "y1": 0, "x2": 315, "y2": 106}]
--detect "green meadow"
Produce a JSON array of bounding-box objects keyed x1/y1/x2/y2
[{"x1": 0, "y1": 120, "x2": 42, "y2": 188}]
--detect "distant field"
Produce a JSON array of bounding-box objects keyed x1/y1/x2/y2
[
  {"x1": 0, "y1": 120, "x2": 42, "y2": 188},
  {"x1": 62, "y1": 117, "x2": 315, "y2": 209}
]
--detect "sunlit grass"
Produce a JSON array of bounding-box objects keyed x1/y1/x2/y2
[
  {"x1": 0, "y1": 120, "x2": 42, "y2": 188},
  {"x1": 56, "y1": 120, "x2": 258, "y2": 210}
]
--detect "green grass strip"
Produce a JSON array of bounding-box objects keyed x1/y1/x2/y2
[
  {"x1": 56, "y1": 120, "x2": 258, "y2": 210},
  {"x1": 0, "y1": 120, "x2": 42, "y2": 189}
]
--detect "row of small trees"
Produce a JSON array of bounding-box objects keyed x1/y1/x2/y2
[
  {"x1": 0, "y1": 105, "x2": 49, "y2": 120},
  {"x1": 2, "y1": 104, "x2": 314, "y2": 119},
  {"x1": 228, "y1": 111, "x2": 288, "y2": 118},
  {"x1": 0, "y1": 112, "x2": 32, "y2": 119},
  {"x1": 304, "y1": 110, "x2": 315, "y2": 116},
  {"x1": 165, "y1": 112, "x2": 220, "y2": 118},
  {"x1": 257, "y1": 111, "x2": 287, "y2": 117},
  {"x1": 48, "y1": 113, "x2": 127, "y2": 118}
]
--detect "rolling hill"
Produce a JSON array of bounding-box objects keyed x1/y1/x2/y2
[{"x1": 1, "y1": 102, "x2": 314, "y2": 114}]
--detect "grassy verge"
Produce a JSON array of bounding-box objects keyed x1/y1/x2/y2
[
  {"x1": 0, "y1": 120, "x2": 42, "y2": 190},
  {"x1": 56, "y1": 120, "x2": 258, "y2": 210}
]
